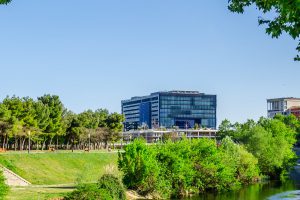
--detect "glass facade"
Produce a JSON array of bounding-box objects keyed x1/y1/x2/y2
[
  {"x1": 122, "y1": 91, "x2": 217, "y2": 131},
  {"x1": 122, "y1": 95, "x2": 159, "y2": 131},
  {"x1": 159, "y1": 93, "x2": 216, "y2": 129}
]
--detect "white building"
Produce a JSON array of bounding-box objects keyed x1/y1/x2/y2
[{"x1": 267, "y1": 97, "x2": 300, "y2": 118}]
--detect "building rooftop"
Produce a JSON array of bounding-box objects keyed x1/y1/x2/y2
[
  {"x1": 267, "y1": 97, "x2": 300, "y2": 101},
  {"x1": 151, "y1": 90, "x2": 205, "y2": 95},
  {"x1": 122, "y1": 90, "x2": 214, "y2": 103}
]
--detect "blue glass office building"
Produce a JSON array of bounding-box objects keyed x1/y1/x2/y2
[{"x1": 122, "y1": 91, "x2": 217, "y2": 131}]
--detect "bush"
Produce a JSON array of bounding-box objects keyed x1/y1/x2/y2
[
  {"x1": 98, "y1": 174, "x2": 126, "y2": 200},
  {"x1": 119, "y1": 138, "x2": 259, "y2": 198},
  {"x1": 0, "y1": 170, "x2": 9, "y2": 199},
  {"x1": 65, "y1": 174, "x2": 125, "y2": 200},
  {"x1": 64, "y1": 184, "x2": 110, "y2": 200},
  {"x1": 118, "y1": 138, "x2": 162, "y2": 195}
]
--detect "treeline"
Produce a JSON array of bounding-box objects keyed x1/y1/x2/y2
[
  {"x1": 218, "y1": 115, "x2": 300, "y2": 179},
  {"x1": 118, "y1": 116, "x2": 299, "y2": 198},
  {"x1": 0, "y1": 95, "x2": 125, "y2": 151}
]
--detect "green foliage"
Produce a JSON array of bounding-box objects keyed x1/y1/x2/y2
[
  {"x1": 0, "y1": 0, "x2": 11, "y2": 5},
  {"x1": 221, "y1": 137, "x2": 260, "y2": 184},
  {"x1": 38, "y1": 94, "x2": 63, "y2": 135},
  {"x1": 105, "y1": 113, "x2": 125, "y2": 145},
  {"x1": 0, "y1": 170, "x2": 9, "y2": 199},
  {"x1": 189, "y1": 139, "x2": 240, "y2": 192},
  {"x1": 228, "y1": 0, "x2": 300, "y2": 61},
  {"x1": 97, "y1": 174, "x2": 126, "y2": 200},
  {"x1": 65, "y1": 174, "x2": 125, "y2": 200},
  {"x1": 274, "y1": 114, "x2": 300, "y2": 144},
  {"x1": 64, "y1": 184, "x2": 112, "y2": 200},
  {"x1": 119, "y1": 138, "x2": 260, "y2": 198},
  {"x1": 118, "y1": 139, "x2": 161, "y2": 195},
  {"x1": 0, "y1": 94, "x2": 125, "y2": 151},
  {"x1": 219, "y1": 117, "x2": 297, "y2": 180}
]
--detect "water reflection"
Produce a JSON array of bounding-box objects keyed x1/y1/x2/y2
[
  {"x1": 268, "y1": 190, "x2": 300, "y2": 200},
  {"x1": 183, "y1": 181, "x2": 300, "y2": 200}
]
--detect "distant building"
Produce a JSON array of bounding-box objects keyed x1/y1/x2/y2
[
  {"x1": 122, "y1": 129, "x2": 218, "y2": 143},
  {"x1": 121, "y1": 90, "x2": 217, "y2": 131},
  {"x1": 267, "y1": 97, "x2": 300, "y2": 118}
]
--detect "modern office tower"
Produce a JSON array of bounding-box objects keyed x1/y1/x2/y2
[
  {"x1": 267, "y1": 97, "x2": 300, "y2": 118},
  {"x1": 121, "y1": 91, "x2": 217, "y2": 131}
]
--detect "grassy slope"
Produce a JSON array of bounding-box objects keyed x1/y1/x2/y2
[{"x1": 0, "y1": 152, "x2": 118, "y2": 185}]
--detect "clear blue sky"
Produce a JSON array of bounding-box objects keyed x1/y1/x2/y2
[{"x1": 0, "y1": 0, "x2": 299, "y2": 125}]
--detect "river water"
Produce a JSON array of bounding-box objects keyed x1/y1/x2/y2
[{"x1": 182, "y1": 149, "x2": 300, "y2": 200}]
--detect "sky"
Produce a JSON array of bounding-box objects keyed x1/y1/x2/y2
[{"x1": 0, "y1": 0, "x2": 299, "y2": 126}]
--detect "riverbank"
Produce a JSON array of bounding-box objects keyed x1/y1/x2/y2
[{"x1": 191, "y1": 148, "x2": 300, "y2": 200}]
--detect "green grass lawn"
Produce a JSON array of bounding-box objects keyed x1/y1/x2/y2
[
  {"x1": 7, "y1": 186, "x2": 73, "y2": 200},
  {"x1": 0, "y1": 151, "x2": 119, "y2": 185}
]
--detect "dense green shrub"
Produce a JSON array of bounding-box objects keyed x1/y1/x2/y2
[
  {"x1": 65, "y1": 174, "x2": 125, "y2": 200},
  {"x1": 0, "y1": 170, "x2": 8, "y2": 199},
  {"x1": 118, "y1": 139, "x2": 163, "y2": 195},
  {"x1": 118, "y1": 138, "x2": 260, "y2": 198},
  {"x1": 98, "y1": 174, "x2": 126, "y2": 200},
  {"x1": 189, "y1": 138, "x2": 239, "y2": 192},
  {"x1": 64, "y1": 184, "x2": 111, "y2": 200}
]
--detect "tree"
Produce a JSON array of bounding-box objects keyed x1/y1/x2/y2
[
  {"x1": 38, "y1": 94, "x2": 64, "y2": 148},
  {"x1": 105, "y1": 113, "x2": 125, "y2": 148},
  {"x1": 221, "y1": 136, "x2": 260, "y2": 184},
  {"x1": 0, "y1": 0, "x2": 11, "y2": 5},
  {"x1": 66, "y1": 116, "x2": 83, "y2": 152},
  {"x1": 118, "y1": 139, "x2": 162, "y2": 195},
  {"x1": 228, "y1": 0, "x2": 300, "y2": 61},
  {"x1": 95, "y1": 109, "x2": 109, "y2": 128},
  {"x1": 1, "y1": 96, "x2": 37, "y2": 151},
  {"x1": 218, "y1": 117, "x2": 297, "y2": 179},
  {"x1": 274, "y1": 114, "x2": 300, "y2": 145},
  {"x1": 21, "y1": 97, "x2": 39, "y2": 153},
  {"x1": 0, "y1": 103, "x2": 12, "y2": 149},
  {"x1": 0, "y1": 94, "x2": 125, "y2": 151}
]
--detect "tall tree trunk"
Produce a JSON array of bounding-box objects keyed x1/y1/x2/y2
[
  {"x1": 14, "y1": 135, "x2": 17, "y2": 151},
  {"x1": 71, "y1": 140, "x2": 74, "y2": 152},
  {"x1": 2, "y1": 135, "x2": 6, "y2": 149},
  {"x1": 56, "y1": 136, "x2": 58, "y2": 149},
  {"x1": 5, "y1": 135, "x2": 9, "y2": 149},
  {"x1": 19, "y1": 137, "x2": 22, "y2": 151},
  {"x1": 42, "y1": 139, "x2": 46, "y2": 151},
  {"x1": 49, "y1": 137, "x2": 53, "y2": 147},
  {"x1": 21, "y1": 137, "x2": 26, "y2": 151}
]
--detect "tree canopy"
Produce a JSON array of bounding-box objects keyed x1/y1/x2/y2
[
  {"x1": 0, "y1": 0, "x2": 11, "y2": 4},
  {"x1": 0, "y1": 94, "x2": 125, "y2": 151},
  {"x1": 218, "y1": 116, "x2": 298, "y2": 179},
  {"x1": 228, "y1": 0, "x2": 300, "y2": 61}
]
